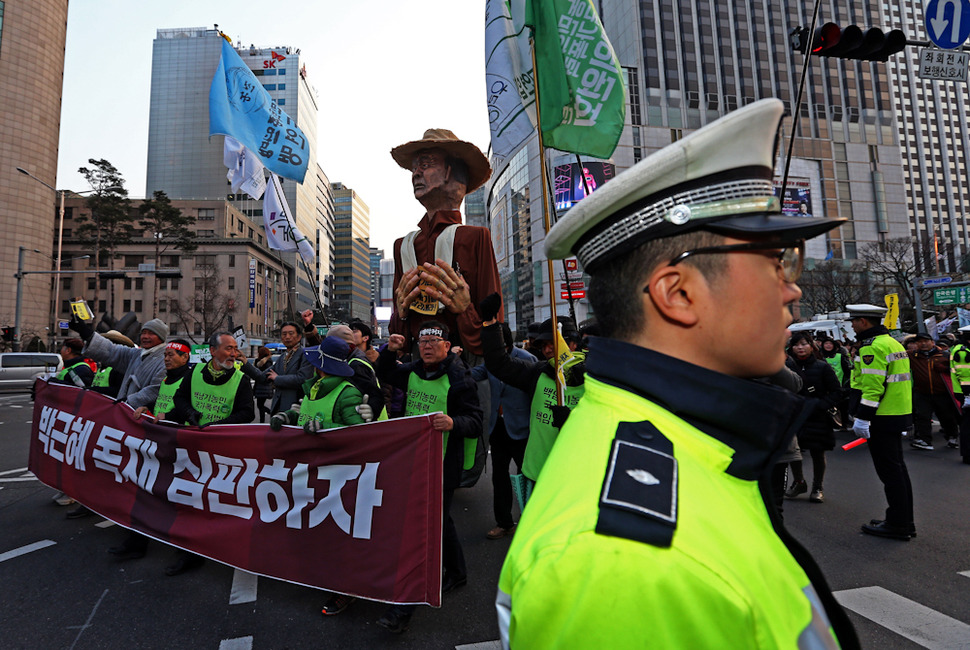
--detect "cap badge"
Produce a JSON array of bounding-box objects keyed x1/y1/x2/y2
[{"x1": 666, "y1": 204, "x2": 692, "y2": 225}]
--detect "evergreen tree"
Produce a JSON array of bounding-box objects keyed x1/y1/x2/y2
[
  {"x1": 138, "y1": 190, "x2": 197, "y2": 313},
  {"x1": 76, "y1": 159, "x2": 133, "y2": 309}
]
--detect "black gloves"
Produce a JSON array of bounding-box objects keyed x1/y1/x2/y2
[
  {"x1": 479, "y1": 292, "x2": 502, "y2": 322},
  {"x1": 69, "y1": 315, "x2": 95, "y2": 342},
  {"x1": 185, "y1": 410, "x2": 202, "y2": 428},
  {"x1": 551, "y1": 405, "x2": 572, "y2": 429}
]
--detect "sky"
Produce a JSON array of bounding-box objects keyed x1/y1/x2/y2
[{"x1": 56, "y1": 0, "x2": 492, "y2": 254}]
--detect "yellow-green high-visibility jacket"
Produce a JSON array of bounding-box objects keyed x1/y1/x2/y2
[
  {"x1": 849, "y1": 354, "x2": 863, "y2": 390},
  {"x1": 497, "y1": 339, "x2": 856, "y2": 650},
  {"x1": 949, "y1": 342, "x2": 970, "y2": 395},
  {"x1": 855, "y1": 333, "x2": 912, "y2": 421}
]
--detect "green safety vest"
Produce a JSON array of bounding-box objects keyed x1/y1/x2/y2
[
  {"x1": 950, "y1": 343, "x2": 970, "y2": 395},
  {"x1": 298, "y1": 378, "x2": 354, "y2": 429},
  {"x1": 849, "y1": 354, "x2": 863, "y2": 390},
  {"x1": 497, "y1": 375, "x2": 842, "y2": 648},
  {"x1": 92, "y1": 366, "x2": 112, "y2": 388},
  {"x1": 824, "y1": 354, "x2": 844, "y2": 385},
  {"x1": 189, "y1": 363, "x2": 244, "y2": 426},
  {"x1": 405, "y1": 372, "x2": 452, "y2": 458},
  {"x1": 522, "y1": 370, "x2": 585, "y2": 481},
  {"x1": 56, "y1": 360, "x2": 89, "y2": 383},
  {"x1": 154, "y1": 376, "x2": 183, "y2": 415},
  {"x1": 857, "y1": 334, "x2": 912, "y2": 417}
]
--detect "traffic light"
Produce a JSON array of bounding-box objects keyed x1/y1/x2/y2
[
  {"x1": 790, "y1": 23, "x2": 906, "y2": 61},
  {"x1": 2, "y1": 327, "x2": 12, "y2": 342},
  {"x1": 154, "y1": 269, "x2": 182, "y2": 279},
  {"x1": 98, "y1": 270, "x2": 127, "y2": 279}
]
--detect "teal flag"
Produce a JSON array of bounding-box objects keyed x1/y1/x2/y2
[{"x1": 525, "y1": 0, "x2": 626, "y2": 159}]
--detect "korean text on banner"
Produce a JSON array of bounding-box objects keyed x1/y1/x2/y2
[
  {"x1": 264, "y1": 173, "x2": 315, "y2": 263},
  {"x1": 883, "y1": 293, "x2": 899, "y2": 330},
  {"x1": 485, "y1": 0, "x2": 537, "y2": 166},
  {"x1": 525, "y1": 0, "x2": 626, "y2": 159},
  {"x1": 28, "y1": 382, "x2": 444, "y2": 606},
  {"x1": 209, "y1": 38, "x2": 309, "y2": 183},
  {"x1": 554, "y1": 324, "x2": 574, "y2": 397}
]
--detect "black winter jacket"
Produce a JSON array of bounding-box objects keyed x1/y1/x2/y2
[{"x1": 790, "y1": 355, "x2": 842, "y2": 450}]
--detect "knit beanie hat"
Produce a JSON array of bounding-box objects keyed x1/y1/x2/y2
[{"x1": 142, "y1": 318, "x2": 170, "y2": 341}]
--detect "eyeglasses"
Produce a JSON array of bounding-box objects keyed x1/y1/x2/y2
[
  {"x1": 657, "y1": 240, "x2": 805, "y2": 286},
  {"x1": 417, "y1": 337, "x2": 445, "y2": 347}
]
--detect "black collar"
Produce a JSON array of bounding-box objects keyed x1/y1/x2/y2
[{"x1": 586, "y1": 337, "x2": 812, "y2": 480}]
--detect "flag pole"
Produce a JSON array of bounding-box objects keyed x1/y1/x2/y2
[{"x1": 529, "y1": 34, "x2": 564, "y2": 406}]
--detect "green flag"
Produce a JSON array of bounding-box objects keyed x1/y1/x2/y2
[{"x1": 525, "y1": 0, "x2": 626, "y2": 159}]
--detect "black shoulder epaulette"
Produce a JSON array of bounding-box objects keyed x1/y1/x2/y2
[{"x1": 596, "y1": 421, "x2": 677, "y2": 548}]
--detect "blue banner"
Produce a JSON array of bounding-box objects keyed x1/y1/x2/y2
[{"x1": 209, "y1": 39, "x2": 309, "y2": 183}]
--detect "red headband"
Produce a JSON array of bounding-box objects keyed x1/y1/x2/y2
[{"x1": 166, "y1": 342, "x2": 190, "y2": 354}]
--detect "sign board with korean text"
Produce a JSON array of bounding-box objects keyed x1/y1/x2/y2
[
  {"x1": 925, "y1": 0, "x2": 970, "y2": 49},
  {"x1": 884, "y1": 294, "x2": 899, "y2": 330},
  {"x1": 249, "y1": 258, "x2": 257, "y2": 309},
  {"x1": 918, "y1": 47, "x2": 969, "y2": 81},
  {"x1": 933, "y1": 285, "x2": 970, "y2": 304},
  {"x1": 922, "y1": 275, "x2": 953, "y2": 286},
  {"x1": 561, "y1": 290, "x2": 586, "y2": 299}
]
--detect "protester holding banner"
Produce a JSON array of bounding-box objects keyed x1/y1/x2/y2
[
  {"x1": 270, "y1": 336, "x2": 369, "y2": 435},
  {"x1": 50, "y1": 338, "x2": 95, "y2": 388},
  {"x1": 313, "y1": 322, "x2": 386, "y2": 420},
  {"x1": 374, "y1": 322, "x2": 482, "y2": 633},
  {"x1": 266, "y1": 321, "x2": 314, "y2": 414},
  {"x1": 170, "y1": 332, "x2": 254, "y2": 428},
  {"x1": 252, "y1": 346, "x2": 275, "y2": 423},
  {"x1": 71, "y1": 316, "x2": 169, "y2": 411},
  {"x1": 388, "y1": 129, "x2": 502, "y2": 358},
  {"x1": 147, "y1": 339, "x2": 193, "y2": 421},
  {"x1": 497, "y1": 99, "x2": 858, "y2": 648}
]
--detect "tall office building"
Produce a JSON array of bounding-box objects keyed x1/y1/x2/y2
[
  {"x1": 486, "y1": 0, "x2": 913, "y2": 331},
  {"x1": 146, "y1": 27, "x2": 334, "y2": 318},
  {"x1": 331, "y1": 183, "x2": 371, "y2": 323},
  {"x1": 1, "y1": 1, "x2": 69, "y2": 348},
  {"x1": 368, "y1": 247, "x2": 384, "y2": 315}
]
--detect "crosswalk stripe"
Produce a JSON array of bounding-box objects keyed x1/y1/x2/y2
[
  {"x1": 0, "y1": 540, "x2": 56, "y2": 563},
  {"x1": 0, "y1": 467, "x2": 28, "y2": 476},
  {"x1": 959, "y1": 570, "x2": 970, "y2": 579},
  {"x1": 95, "y1": 520, "x2": 116, "y2": 528},
  {"x1": 229, "y1": 569, "x2": 258, "y2": 605},
  {"x1": 456, "y1": 643, "x2": 501, "y2": 650},
  {"x1": 835, "y1": 586, "x2": 970, "y2": 649},
  {"x1": 219, "y1": 636, "x2": 253, "y2": 650}
]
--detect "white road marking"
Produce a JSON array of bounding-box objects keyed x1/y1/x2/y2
[
  {"x1": 219, "y1": 636, "x2": 253, "y2": 650},
  {"x1": 0, "y1": 467, "x2": 30, "y2": 476},
  {"x1": 456, "y1": 643, "x2": 502, "y2": 650},
  {"x1": 835, "y1": 586, "x2": 970, "y2": 649},
  {"x1": 0, "y1": 539, "x2": 56, "y2": 563},
  {"x1": 960, "y1": 570, "x2": 970, "y2": 579},
  {"x1": 9, "y1": 404, "x2": 23, "y2": 408},
  {"x1": 229, "y1": 569, "x2": 258, "y2": 605},
  {"x1": 68, "y1": 588, "x2": 108, "y2": 650},
  {"x1": 0, "y1": 477, "x2": 38, "y2": 482},
  {"x1": 94, "y1": 520, "x2": 116, "y2": 529}
]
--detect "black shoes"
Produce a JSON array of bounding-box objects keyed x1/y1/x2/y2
[
  {"x1": 442, "y1": 572, "x2": 468, "y2": 594},
  {"x1": 862, "y1": 520, "x2": 915, "y2": 541},
  {"x1": 320, "y1": 594, "x2": 355, "y2": 616},
  {"x1": 377, "y1": 607, "x2": 412, "y2": 634},
  {"x1": 165, "y1": 552, "x2": 205, "y2": 576},
  {"x1": 66, "y1": 505, "x2": 93, "y2": 519},
  {"x1": 108, "y1": 544, "x2": 146, "y2": 561}
]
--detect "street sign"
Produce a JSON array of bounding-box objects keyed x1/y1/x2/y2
[
  {"x1": 925, "y1": 0, "x2": 970, "y2": 49},
  {"x1": 560, "y1": 281, "x2": 585, "y2": 291},
  {"x1": 57, "y1": 320, "x2": 69, "y2": 330},
  {"x1": 933, "y1": 286, "x2": 970, "y2": 304},
  {"x1": 922, "y1": 275, "x2": 953, "y2": 286},
  {"x1": 918, "y1": 47, "x2": 970, "y2": 81},
  {"x1": 561, "y1": 290, "x2": 586, "y2": 300}
]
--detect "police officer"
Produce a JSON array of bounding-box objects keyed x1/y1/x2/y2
[
  {"x1": 953, "y1": 326, "x2": 970, "y2": 463},
  {"x1": 846, "y1": 304, "x2": 915, "y2": 540},
  {"x1": 496, "y1": 99, "x2": 858, "y2": 648}
]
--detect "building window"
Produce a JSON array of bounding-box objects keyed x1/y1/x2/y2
[
  {"x1": 278, "y1": 68, "x2": 286, "y2": 75},
  {"x1": 198, "y1": 230, "x2": 216, "y2": 238},
  {"x1": 124, "y1": 255, "x2": 144, "y2": 267},
  {"x1": 263, "y1": 83, "x2": 276, "y2": 90},
  {"x1": 62, "y1": 277, "x2": 72, "y2": 290},
  {"x1": 98, "y1": 300, "x2": 106, "y2": 313},
  {"x1": 228, "y1": 277, "x2": 235, "y2": 290},
  {"x1": 228, "y1": 255, "x2": 236, "y2": 268},
  {"x1": 123, "y1": 300, "x2": 131, "y2": 312},
  {"x1": 0, "y1": 3, "x2": 5, "y2": 56},
  {"x1": 159, "y1": 299, "x2": 167, "y2": 313},
  {"x1": 135, "y1": 278, "x2": 144, "y2": 291},
  {"x1": 194, "y1": 323, "x2": 203, "y2": 335},
  {"x1": 87, "y1": 278, "x2": 96, "y2": 290},
  {"x1": 197, "y1": 208, "x2": 215, "y2": 221},
  {"x1": 277, "y1": 83, "x2": 285, "y2": 90},
  {"x1": 277, "y1": 98, "x2": 285, "y2": 105},
  {"x1": 134, "y1": 300, "x2": 142, "y2": 312},
  {"x1": 124, "y1": 278, "x2": 132, "y2": 290},
  {"x1": 196, "y1": 254, "x2": 216, "y2": 267}
]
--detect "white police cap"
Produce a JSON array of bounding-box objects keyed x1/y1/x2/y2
[
  {"x1": 545, "y1": 99, "x2": 845, "y2": 270},
  {"x1": 845, "y1": 303, "x2": 888, "y2": 319}
]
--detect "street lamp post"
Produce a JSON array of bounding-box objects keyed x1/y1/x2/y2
[
  {"x1": 16, "y1": 167, "x2": 119, "y2": 349},
  {"x1": 14, "y1": 246, "x2": 40, "y2": 352}
]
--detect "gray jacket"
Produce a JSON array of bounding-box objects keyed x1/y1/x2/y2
[
  {"x1": 268, "y1": 346, "x2": 314, "y2": 413},
  {"x1": 84, "y1": 333, "x2": 167, "y2": 409}
]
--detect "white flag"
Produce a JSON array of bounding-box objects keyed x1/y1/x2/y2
[
  {"x1": 263, "y1": 173, "x2": 315, "y2": 263},
  {"x1": 223, "y1": 136, "x2": 267, "y2": 200},
  {"x1": 485, "y1": 0, "x2": 536, "y2": 166}
]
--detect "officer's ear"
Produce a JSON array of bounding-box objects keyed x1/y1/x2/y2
[{"x1": 643, "y1": 264, "x2": 704, "y2": 328}]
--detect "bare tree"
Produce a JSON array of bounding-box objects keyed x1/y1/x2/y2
[
  {"x1": 859, "y1": 237, "x2": 962, "y2": 312},
  {"x1": 797, "y1": 260, "x2": 872, "y2": 316},
  {"x1": 170, "y1": 261, "x2": 237, "y2": 344}
]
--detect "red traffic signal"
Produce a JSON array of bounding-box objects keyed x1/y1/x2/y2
[{"x1": 791, "y1": 23, "x2": 907, "y2": 61}]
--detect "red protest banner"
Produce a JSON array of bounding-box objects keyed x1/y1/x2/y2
[{"x1": 28, "y1": 381, "x2": 444, "y2": 606}]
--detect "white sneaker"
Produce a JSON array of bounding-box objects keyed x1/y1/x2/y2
[{"x1": 910, "y1": 440, "x2": 934, "y2": 451}]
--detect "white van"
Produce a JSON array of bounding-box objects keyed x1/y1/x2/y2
[{"x1": 0, "y1": 352, "x2": 63, "y2": 390}]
